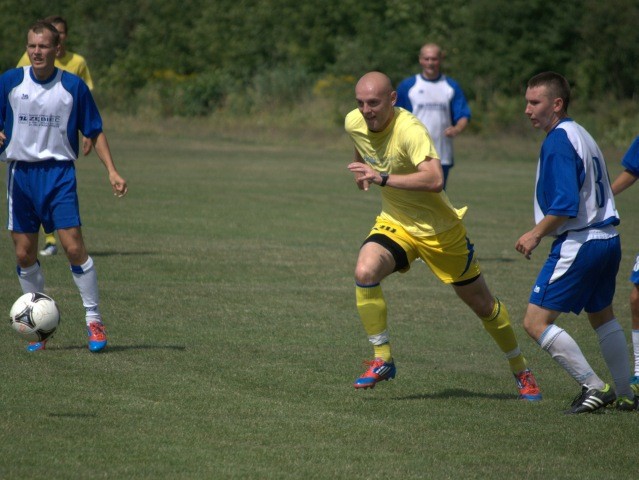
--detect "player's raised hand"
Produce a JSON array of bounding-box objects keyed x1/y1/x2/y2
[
  {"x1": 515, "y1": 231, "x2": 541, "y2": 260},
  {"x1": 348, "y1": 162, "x2": 374, "y2": 191}
]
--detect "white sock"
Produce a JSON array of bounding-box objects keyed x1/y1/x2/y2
[
  {"x1": 70, "y1": 257, "x2": 101, "y2": 324},
  {"x1": 596, "y1": 320, "x2": 633, "y2": 398},
  {"x1": 17, "y1": 261, "x2": 45, "y2": 293},
  {"x1": 633, "y1": 330, "x2": 639, "y2": 377},
  {"x1": 539, "y1": 324, "x2": 605, "y2": 389}
]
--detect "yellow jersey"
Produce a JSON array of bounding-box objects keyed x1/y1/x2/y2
[
  {"x1": 17, "y1": 50, "x2": 94, "y2": 90},
  {"x1": 345, "y1": 107, "x2": 467, "y2": 237}
]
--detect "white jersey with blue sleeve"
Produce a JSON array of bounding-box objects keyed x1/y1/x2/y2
[
  {"x1": 395, "y1": 74, "x2": 470, "y2": 166},
  {"x1": 621, "y1": 136, "x2": 639, "y2": 176},
  {"x1": 620, "y1": 136, "x2": 639, "y2": 286},
  {"x1": 534, "y1": 119, "x2": 619, "y2": 237},
  {"x1": 0, "y1": 66, "x2": 102, "y2": 163}
]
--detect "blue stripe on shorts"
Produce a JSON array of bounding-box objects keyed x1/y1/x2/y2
[{"x1": 630, "y1": 253, "x2": 639, "y2": 285}]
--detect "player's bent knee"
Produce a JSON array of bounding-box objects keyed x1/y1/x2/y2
[
  {"x1": 16, "y1": 248, "x2": 37, "y2": 266},
  {"x1": 354, "y1": 264, "x2": 382, "y2": 286}
]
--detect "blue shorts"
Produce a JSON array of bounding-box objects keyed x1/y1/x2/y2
[
  {"x1": 6, "y1": 160, "x2": 81, "y2": 234},
  {"x1": 630, "y1": 253, "x2": 639, "y2": 285},
  {"x1": 530, "y1": 233, "x2": 620, "y2": 314}
]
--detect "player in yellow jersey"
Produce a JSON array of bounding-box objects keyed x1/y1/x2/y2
[
  {"x1": 345, "y1": 72, "x2": 541, "y2": 400},
  {"x1": 17, "y1": 15, "x2": 95, "y2": 257}
]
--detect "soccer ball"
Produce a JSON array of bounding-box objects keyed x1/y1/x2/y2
[{"x1": 9, "y1": 292, "x2": 60, "y2": 341}]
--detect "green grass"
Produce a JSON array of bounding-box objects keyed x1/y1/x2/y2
[{"x1": 0, "y1": 118, "x2": 636, "y2": 479}]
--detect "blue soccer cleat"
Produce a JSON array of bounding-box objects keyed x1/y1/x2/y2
[
  {"x1": 354, "y1": 358, "x2": 396, "y2": 389},
  {"x1": 630, "y1": 375, "x2": 639, "y2": 396},
  {"x1": 26, "y1": 340, "x2": 47, "y2": 352}
]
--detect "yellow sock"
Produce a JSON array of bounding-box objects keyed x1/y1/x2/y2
[
  {"x1": 480, "y1": 298, "x2": 527, "y2": 373},
  {"x1": 374, "y1": 343, "x2": 392, "y2": 362},
  {"x1": 356, "y1": 284, "x2": 392, "y2": 361},
  {"x1": 44, "y1": 231, "x2": 56, "y2": 246}
]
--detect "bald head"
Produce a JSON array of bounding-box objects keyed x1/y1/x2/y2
[
  {"x1": 419, "y1": 43, "x2": 442, "y2": 79},
  {"x1": 355, "y1": 71, "x2": 394, "y2": 97},
  {"x1": 355, "y1": 71, "x2": 397, "y2": 132},
  {"x1": 420, "y1": 43, "x2": 442, "y2": 58}
]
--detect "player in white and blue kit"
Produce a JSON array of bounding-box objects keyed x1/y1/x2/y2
[
  {"x1": 0, "y1": 21, "x2": 128, "y2": 352},
  {"x1": 516, "y1": 72, "x2": 636, "y2": 412},
  {"x1": 396, "y1": 43, "x2": 470, "y2": 188},
  {"x1": 611, "y1": 135, "x2": 639, "y2": 394}
]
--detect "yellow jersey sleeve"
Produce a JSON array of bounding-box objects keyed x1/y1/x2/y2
[{"x1": 57, "y1": 52, "x2": 94, "y2": 90}]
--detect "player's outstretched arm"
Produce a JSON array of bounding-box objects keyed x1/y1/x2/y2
[
  {"x1": 515, "y1": 214, "x2": 568, "y2": 260},
  {"x1": 92, "y1": 132, "x2": 128, "y2": 197},
  {"x1": 611, "y1": 170, "x2": 638, "y2": 196}
]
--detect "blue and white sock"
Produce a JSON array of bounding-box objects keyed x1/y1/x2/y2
[
  {"x1": 70, "y1": 256, "x2": 101, "y2": 324},
  {"x1": 17, "y1": 261, "x2": 45, "y2": 294}
]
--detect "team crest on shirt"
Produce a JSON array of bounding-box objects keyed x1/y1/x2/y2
[{"x1": 21, "y1": 94, "x2": 29, "y2": 100}]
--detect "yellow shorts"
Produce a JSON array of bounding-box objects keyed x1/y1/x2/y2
[{"x1": 365, "y1": 217, "x2": 481, "y2": 284}]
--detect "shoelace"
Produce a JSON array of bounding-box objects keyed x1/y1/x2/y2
[
  {"x1": 519, "y1": 371, "x2": 536, "y2": 388},
  {"x1": 88, "y1": 322, "x2": 105, "y2": 338},
  {"x1": 569, "y1": 387, "x2": 588, "y2": 407},
  {"x1": 362, "y1": 359, "x2": 385, "y2": 368}
]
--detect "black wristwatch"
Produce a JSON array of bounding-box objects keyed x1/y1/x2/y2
[{"x1": 380, "y1": 172, "x2": 389, "y2": 187}]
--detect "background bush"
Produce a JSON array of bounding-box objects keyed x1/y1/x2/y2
[{"x1": 1, "y1": 0, "x2": 637, "y2": 143}]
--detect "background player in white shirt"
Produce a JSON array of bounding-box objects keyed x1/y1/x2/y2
[
  {"x1": 0, "y1": 21, "x2": 127, "y2": 352},
  {"x1": 396, "y1": 43, "x2": 470, "y2": 189},
  {"x1": 516, "y1": 71, "x2": 636, "y2": 413}
]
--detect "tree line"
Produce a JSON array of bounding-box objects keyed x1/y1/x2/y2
[{"x1": 1, "y1": 0, "x2": 637, "y2": 133}]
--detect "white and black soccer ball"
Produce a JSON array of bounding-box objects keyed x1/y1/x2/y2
[{"x1": 9, "y1": 292, "x2": 60, "y2": 341}]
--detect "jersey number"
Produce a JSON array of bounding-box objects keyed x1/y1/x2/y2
[{"x1": 592, "y1": 156, "x2": 606, "y2": 208}]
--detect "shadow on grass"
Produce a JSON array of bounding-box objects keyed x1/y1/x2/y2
[
  {"x1": 475, "y1": 257, "x2": 516, "y2": 263},
  {"x1": 88, "y1": 251, "x2": 156, "y2": 257},
  {"x1": 390, "y1": 388, "x2": 514, "y2": 401},
  {"x1": 48, "y1": 412, "x2": 98, "y2": 418},
  {"x1": 103, "y1": 344, "x2": 187, "y2": 352},
  {"x1": 49, "y1": 344, "x2": 187, "y2": 352}
]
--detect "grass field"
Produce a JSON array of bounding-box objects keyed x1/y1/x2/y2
[{"x1": 0, "y1": 116, "x2": 636, "y2": 479}]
